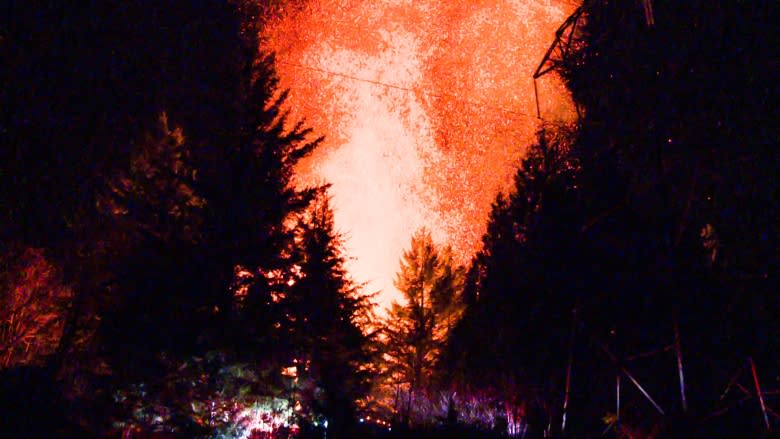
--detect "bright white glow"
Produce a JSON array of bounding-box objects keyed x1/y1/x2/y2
[
  {"x1": 264, "y1": 0, "x2": 576, "y2": 312},
  {"x1": 232, "y1": 398, "x2": 296, "y2": 439}
]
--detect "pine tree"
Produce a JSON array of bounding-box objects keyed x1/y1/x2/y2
[
  {"x1": 383, "y1": 228, "x2": 464, "y2": 427},
  {"x1": 88, "y1": 11, "x2": 323, "y2": 436},
  {"x1": 287, "y1": 195, "x2": 377, "y2": 438},
  {"x1": 0, "y1": 246, "x2": 71, "y2": 369},
  {"x1": 443, "y1": 128, "x2": 580, "y2": 434}
]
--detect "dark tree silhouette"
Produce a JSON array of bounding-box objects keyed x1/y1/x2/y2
[
  {"x1": 0, "y1": 246, "x2": 71, "y2": 369},
  {"x1": 2, "y1": 1, "x2": 324, "y2": 435},
  {"x1": 285, "y1": 195, "x2": 377, "y2": 438},
  {"x1": 445, "y1": 1, "x2": 780, "y2": 435},
  {"x1": 444, "y1": 128, "x2": 581, "y2": 436},
  {"x1": 95, "y1": 53, "x2": 322, "y2": 437}
]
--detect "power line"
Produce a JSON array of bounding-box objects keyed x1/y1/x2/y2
[{"x1": 276, "y1": 59, "x2": 541, "y2": 122}]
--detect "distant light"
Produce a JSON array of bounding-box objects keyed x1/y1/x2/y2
[
  {"x1": 324, "y1": 420, "x2": 328, "y2": 428},
  {"x1": 360, "y1": 418, "x2": 364, "y2": 423}
]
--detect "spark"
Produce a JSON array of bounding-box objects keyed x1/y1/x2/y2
[{"x1": 262, "y1": 0, "x2": 576, "y2": 310}]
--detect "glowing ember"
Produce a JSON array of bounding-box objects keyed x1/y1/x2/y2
[{"x1": 262, "y1": 0, "x2": 575, "y2": 309}]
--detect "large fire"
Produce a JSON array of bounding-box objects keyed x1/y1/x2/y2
[{"x1": 262, "y1": 0, "x2": 576, "y2": 309}]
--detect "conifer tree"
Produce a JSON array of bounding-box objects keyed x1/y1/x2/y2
[
  {"x1": 287, "y1": 195, "x2": 376, "y2": 438},
  {"x1": 383, "y1": 228, "x2": 464, "y2": 426},
  {"x1": 444, "y1": 128, "x2": 580, "y2": 434},
  {"x1": 83, "y1": 5, "x2": 324, "y2": 434},
  {"x1": 0, "y1": 1, "x2": 329, "y2": 435}
]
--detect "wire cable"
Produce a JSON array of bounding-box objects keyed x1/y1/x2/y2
[{"x1": 276, "y1": 59, "x2": 542, "y2": 122}]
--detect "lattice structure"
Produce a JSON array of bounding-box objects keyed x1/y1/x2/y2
[
  {"x1": 704, "y1": 357, "x2": 779, "y2": 431},
  {"x1": 559, "y1": 311, "x2": 685, "y2": 435},
  {"x1": 533, "y1": 1, "x2": 777, "y2": 435},
  {"x1": 532, "y1": 4, "x2": 585, "y2": 119},
  {"x1": 532, "y1": 0, "x2": 656, "y2": 119},
  {"x1": 560, "y1": 311, "x2": 778, "y2": 435}
]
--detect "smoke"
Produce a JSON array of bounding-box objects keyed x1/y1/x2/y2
[{"x1": 262, "y1": 0, "x2": 575, "y2": 309}]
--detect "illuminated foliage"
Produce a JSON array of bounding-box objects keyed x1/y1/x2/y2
[
  {"x1": 0, "y1": 247, "x2": 71, "y2": 369},
  {"x1": 382, "y1": 228, "x2": 464, "y2": 426},
  {"x1": 100, "y1": 113, "x2": 204, "y2": 243},
  {"x1": 110, "y1": 352, "x2": 299, "y2": 438},
  {"x1": 3, "y1": 0, "x2": 778, "y2": 437}
]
